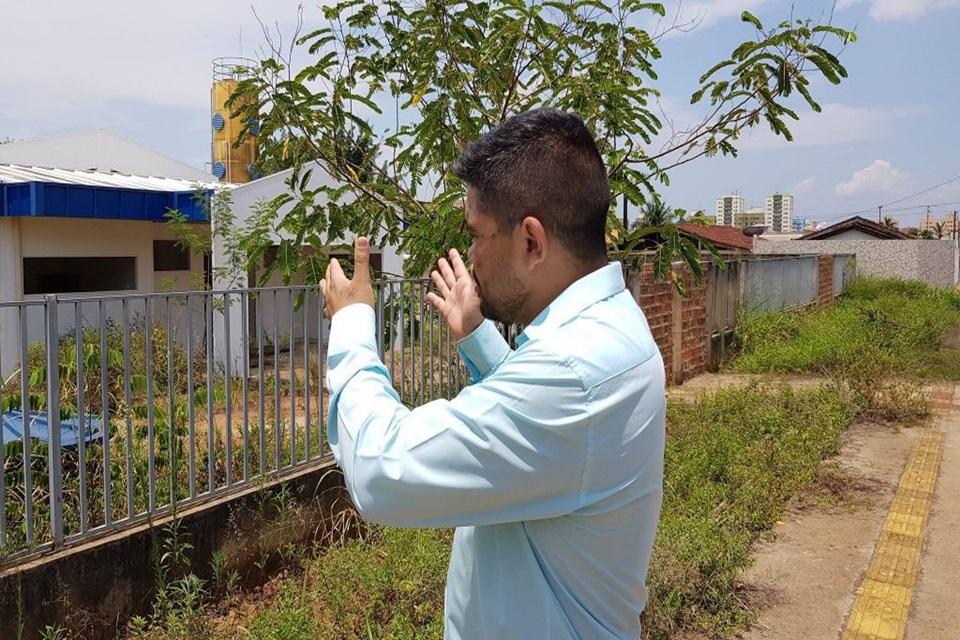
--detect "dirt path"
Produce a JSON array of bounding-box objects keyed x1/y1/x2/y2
[{"x1": 676, "y1": 376, "x2": 960, "y2": 640}]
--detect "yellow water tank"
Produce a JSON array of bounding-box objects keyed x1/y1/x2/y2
[{"x1": 211, "y1": 57, "x2": 259, "y2": 183}]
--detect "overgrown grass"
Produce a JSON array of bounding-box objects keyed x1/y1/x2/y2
[
  {"x1": 731, "y1": 277, "x2": 960, "y2": 381},
  {"x1": 643, "y1": 382, "x2": 853, "y2": 638},
  {"x1": 729, "y1": 277, "x2": 960, "y2": 423}
]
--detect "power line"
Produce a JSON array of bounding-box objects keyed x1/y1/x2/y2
[
  {"x1": 878, "y1": 174, "x2": 960, "y2": 209},
  {"x1": 811, "y1": 175, "x2": 960, "y2": 224}
]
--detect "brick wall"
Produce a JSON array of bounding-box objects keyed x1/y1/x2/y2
[
  {"x1": 679, "y1": 272, "x2": 708, "y2": 381},
  {"x1": 626, "y1": 264, "x2": 708, "y2": 385},
  {"x1": 817, "y1": 255, "x2": 834, "y2": 308}
]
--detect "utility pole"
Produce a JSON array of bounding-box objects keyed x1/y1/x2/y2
[{"x1": 878, "y1": 204, "x2": 883, "y2": 223}]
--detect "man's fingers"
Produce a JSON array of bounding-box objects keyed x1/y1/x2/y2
[
  {"x1": 426, "y1": 292, "x2": 445, "y2": 312},
  {"x1": 327, "y1": 257, "x2": 345, "y2": 283},
  {"x1": 431, "y1": 269, "x2": 450, "y2": 297},
  {"x1": 449, "y1": 249, "x2": 470, "y2": 280},
  {"x1": 436, "y1": 258, "x2": 457, "y2": 289},
  {"x1": 353, "y1": 237, "x2": 370, "y2": 284}
]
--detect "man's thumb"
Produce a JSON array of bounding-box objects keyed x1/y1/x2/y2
[{"x1": 354, "y1": 237, "x2": 370, "y2": 280}]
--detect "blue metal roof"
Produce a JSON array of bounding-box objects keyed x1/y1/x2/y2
[
  {"x1": 0, "y1": 164, "x2": 232, "y2": 222},
  {"x1": 1, "y1": 181, "x2": 210, "y2": 222}
]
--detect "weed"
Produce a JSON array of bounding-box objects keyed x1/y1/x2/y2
[
  {"x1": 210, "y1": 550, "x2": 240, "y2": 599},
  {"x1": 730, "y1": 276, "x2": 958, "y2": 420}
]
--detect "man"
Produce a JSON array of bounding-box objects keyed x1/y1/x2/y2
[{"x1": 320, "y1": 108, "x2": 665, "y2": 639}]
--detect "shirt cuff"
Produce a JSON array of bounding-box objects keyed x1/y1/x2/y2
[
  {"x1": 457, "y1": 320, "x2": 510, "y2": 382},
  {"x1": 326, "y1": 304, "x2": 378, "y2": 388}
]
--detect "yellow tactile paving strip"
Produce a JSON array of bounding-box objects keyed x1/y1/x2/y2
[{"x1": 841, "y1": 385, "x2": 951, "y2": 640}]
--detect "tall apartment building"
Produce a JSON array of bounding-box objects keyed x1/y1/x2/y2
[
  {"x1": 765, "y1": 193, "x2": 794, "y2": 233},
  {"x1": 715, "y1": 194, "x2": 745, "y2": 226}
]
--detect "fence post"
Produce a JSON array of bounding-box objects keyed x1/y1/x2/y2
[{"x1": 44, "y1": 294, "x2": 64, "y2": 547}]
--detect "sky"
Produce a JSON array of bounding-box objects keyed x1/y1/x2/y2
[{"x1": 1, "y1": 0, "x2": 959, "y2": 228}]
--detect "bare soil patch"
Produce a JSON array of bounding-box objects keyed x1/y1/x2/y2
[{"x1": 733, "y1": 418, "x2": 925, "y2": 640}]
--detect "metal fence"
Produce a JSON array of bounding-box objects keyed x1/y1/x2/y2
[
  {"x1": 742, "y1": 255, "x2": 820, "y2": 312},
  {"x1": 705, "y1": 253, "x2": 855, "y2": 370},
  {"x1": 0, "y1": 280, "x2": 466, "y2": 561}
]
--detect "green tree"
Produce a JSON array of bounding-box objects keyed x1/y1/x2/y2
[
  {"x1": 883, "y1": 215, "x2": 899, "y2": 229},
  {"x1": 232, "y1": 1, "x2": 854, "y2": 288},
  {"x1": 636, "y1": 199, "x2": 675, "y2": 229},
  {"x1": 933, "y1": 221, "x2": 946, "y2": 239}
]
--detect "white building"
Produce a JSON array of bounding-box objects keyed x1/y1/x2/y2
[
  {"x1": 0, "y1": 163, "x2": 223, "y2": 379},
  {"x1": 0, "y1": 133, "x2": 403, "y2": 379},
  {"x1": 715, "y1": 194, "x2": 745, "y2": 226},
  {"x1": 765, "y1": 193, "x2": 794, "y2": 233}
]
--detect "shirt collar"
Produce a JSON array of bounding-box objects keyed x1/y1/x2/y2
[{"x1": 516, "y1": 262, "x2": 625, "y2": 346}]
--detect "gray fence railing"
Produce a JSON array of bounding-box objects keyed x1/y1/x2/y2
[{"x1": 0, "y1": 280, "x2": 466, "y2": 561}]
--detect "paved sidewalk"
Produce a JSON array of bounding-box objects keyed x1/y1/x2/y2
[
  {"x1": 842, "y1": 383, "x2": 958, "y2": 640},
  {"x1": 903, "y1": 383, "x2": 960, "y2": 639}
]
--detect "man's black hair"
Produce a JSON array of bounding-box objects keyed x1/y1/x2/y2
[{"x1": 452, "y1": 108, "x2": 611, "y2": 261}]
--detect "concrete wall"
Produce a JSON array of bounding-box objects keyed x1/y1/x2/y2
[
  {"x1": 754, "y1": 238, "x2": 958, "y2": 287},
  {"x1": 0, "y1": 460, "x2": 350, "y2": 640},
  {"x1": 0, "y1": 218, "x2": 210, "y2": 379}
]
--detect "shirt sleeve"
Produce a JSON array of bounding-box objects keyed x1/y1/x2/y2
[
  {"x1": 457, "y1": 319, "x2": 511, "y2": 383},
  {"x1": 325, "y1": 304, "x2": 590, "y2": 528}
]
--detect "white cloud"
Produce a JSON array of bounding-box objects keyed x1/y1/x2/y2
[
  {"x1": 860, "y1": 0, "x2": 960, "y2": 21},
  {"x1": 738, "y1": 104, "x2": 900, "y2": 151},
  {"x1": 835, "y1": 160, "x2": 905, "y2": 196},
  {"x1": 792, "y1": 177, "x2": 817, "y2": 193},
  {"x1": 835, "y1": 0, "x2": 863, "y2": 10}
]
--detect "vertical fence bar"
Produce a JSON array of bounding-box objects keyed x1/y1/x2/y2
[
  {"x1": 241, "y1": 291, "x2": 250, "y2": 481},
  {"x1": 400, "y1": 284, "x2": 407, "y2": 403},
  {"x1": 274, "y1": 290, "x2": 281, "y2": 471},
  {"x1": 318, "y1": 291, "x2": 325, "y2": 456},
  {"x1": 185, "y1": 295, "x2": 196, "y2": 499},
  {"x1": 224, "y1": 292, "x2": 232, "y2": 488},
  {"x1": 205, "y1": 294, "x2": 214, "y2": 493},
  {"x1": 99, "y1": 300, "x2": 111, "y2": 527},
  {"x1": 166, "y1": 296, "x2": 176, "y2": 507},
  {"x1": 303, "y1": 288, "x2": 311, "y2": 461},
  {"x1": 20, "y1": 304, "x2": 33, "y2": 543},
  {"x1": 410, "y1": 282, "x2": 427, "y2": 406},
  {"x1": 390, "y1": 282, "x2": 397, "y2": 385},
  {"x1": 145, "y1": 298, "x2": 155, "y2": 512},
  {"x1": 289, "y1": 291, "x2": 296, "y2": 465},
  {"x1": 45, "y1": 296, "x2": 64, "y2": 547},
  {"x1": 74, "y1": 303, "x2": 87, "y2": 534},
  {"x1": 123, "y1": 300, "x2": 133, "y2": 519},
  {"x1": 428, "y1": 282, "x2": 435, "y2": 400},
  {"x1": 257, "y1": 292, "x2": 266, "y2": 476}
]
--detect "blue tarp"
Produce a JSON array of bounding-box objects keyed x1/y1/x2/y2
[{"x1": 1, "y1": 410, "x2": 104, "y2": 448}]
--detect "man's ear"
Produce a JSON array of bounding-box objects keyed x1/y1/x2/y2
[{"x1": 519, "y1": 216, "x2": 548, "y2": 270}]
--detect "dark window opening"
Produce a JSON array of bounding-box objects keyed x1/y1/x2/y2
[
  {"x1": 153, "y1": 240, "x2": 191, "y2": 271},
  {"x1": 24, "y1": 257, "x2": 137, "y2": 295}
]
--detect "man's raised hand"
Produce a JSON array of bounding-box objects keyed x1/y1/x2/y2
[
  {"x1": 320, "y1": 237, "x2": 376, "y2": 318},
  {"x1": 426, "y1": 249, "x2": 483, "y2": 341}
]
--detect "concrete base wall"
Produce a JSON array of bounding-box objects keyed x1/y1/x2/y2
[
  {"x1": 754, "y1": 238, "x2": 958, "y2": 287},
  {"x1": 0, "y1": 460, "x2": 349, "y2": 640}
]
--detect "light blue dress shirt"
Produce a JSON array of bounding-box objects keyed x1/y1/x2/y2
[{"x1": 326, "y1": 262, "x2": 666, "y2": 640}]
